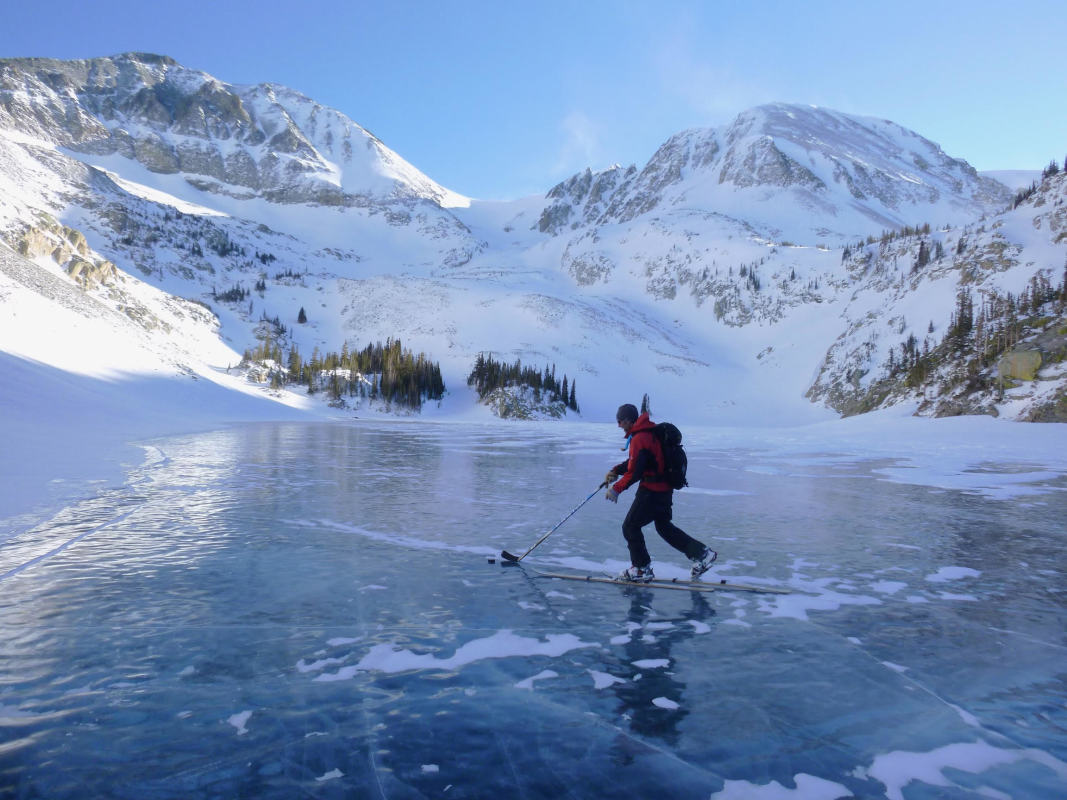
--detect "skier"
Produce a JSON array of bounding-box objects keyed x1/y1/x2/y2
[{"x1": 605, "y1": 404, "x2": 717, "y2": 583}]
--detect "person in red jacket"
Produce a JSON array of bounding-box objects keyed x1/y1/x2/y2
[{"x1": 605, "y1": 404, "x2": 717, "y2": 583}]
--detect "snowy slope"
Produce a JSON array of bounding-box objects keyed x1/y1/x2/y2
[
  {"x1": 536, "y1": 104, "x2": 1009, "y2": 243},
  {"x1": 0, "y1": 53, "x2": 468, "y2": 208},
  {"x1": 0, "y1": 53, "x2": 1062, "y2": 442}
]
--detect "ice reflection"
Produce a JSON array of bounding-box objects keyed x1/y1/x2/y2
[
  {"x1": 1, "y1": 420, "x2": 1065, "y2": 798},
  {"x1": 607, "y1": 589, "x2": 714, "y2": 747}
]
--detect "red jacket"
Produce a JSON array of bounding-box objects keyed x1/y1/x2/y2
[{"x1": 611, "y1": 413, "x2": 671, "y2": 494}]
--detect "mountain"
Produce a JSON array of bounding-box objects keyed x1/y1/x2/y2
[
  {"x1": 1, "y1": 52, "x2": 1064, "y2": 430},
  {"x1": 537, "y1": 104, "x2": 1008, "y2": 240},
  {"x1": 0, "y1": 53, "x2": 466, "y2": 207}
]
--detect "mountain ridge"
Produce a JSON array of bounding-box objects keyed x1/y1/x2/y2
[
  {"x1": 538, "y1": 102, "x2": 1010, "y2": 241},
  {"x1": 0, "y1": 52, "x2": 467, "y2": 208},
  {"x1": 1, "y1": 52, "x2": 1063, "y2": 427}
]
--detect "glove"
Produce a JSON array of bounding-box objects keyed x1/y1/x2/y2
[
  {"x1": 605, "y1": 488, "x2": 619, "y2": 503},
  {"x1": 604, "y1": 471, "x2": 618, "y2": 486}
]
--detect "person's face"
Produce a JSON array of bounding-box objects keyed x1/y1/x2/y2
[{"x1": 618, "y1": 417, "x2": 634, "y2": 435}]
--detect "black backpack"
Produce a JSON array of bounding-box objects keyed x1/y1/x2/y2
[{"x1": 652, "y1": 422, "x2": 688, "y2": 490}]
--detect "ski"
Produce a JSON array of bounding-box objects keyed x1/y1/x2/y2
[{"x1": 529, "y1": 568, "x2": 791, "y2": 595}]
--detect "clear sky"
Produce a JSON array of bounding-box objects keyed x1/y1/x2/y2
[{"x1": 2, "y1": 0, "x2": 1063, "y2": 200}]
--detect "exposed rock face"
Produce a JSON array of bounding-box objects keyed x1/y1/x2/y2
[
  {"x1": 66, "y1": 257, "x2": 116, "y2": 289},
  {"x1": 0, "y1": 53, "x2": 461, "y2": 208},
  {"x1": 536, "y1": 103, "x2": 1011, "y2": 238},
  {"x1": 1024, "y1": 393, "x2": 1067, "y2": 422},
  {"x1": 11, "y1": 215, "x2": 115, "y2": 289},
  {"x1": 998, "y1": 349, "x2": 1042, "y2": 381},
  {"x1": 537, "y1": 165, "x2": 635, "y2": 233}
]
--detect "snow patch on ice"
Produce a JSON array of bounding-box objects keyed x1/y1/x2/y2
[
  {"x1": 297, "y1": 656, "x2": 346, "y2": 674},
  {"x1": 589, "y1": 670, "x2": 626, "y2": 689},
  {"x1": 936, "y1": 592, "x2": 978, "y2": 602},
  {"x1": 652, "y1": 697, "x2": 680, "y2": 710},
  {"x1": 864, "y1": 740, "x2": 1067, "y2": 800},
  {"x1": 326, "y1": 637, "x2": 361, "y2": 646},
  {"x1": 710, "y1": 773, "x2": 851, "y2": 799},
  {"x1": 515, "y1": 669, "x2": 558, "y2": 690},
  {"x1": 632, "y1": 658, "x2": 670, "y2": 669},
  {"x1": 227, "y1": 710, "x2": 252, "y2": 735},
  {"x1": 926, "y1": 566, "x2": 980, "y2": 583},
  {"x1": 723, "y1": 618, "x2": 753, "y2": 628},
  {"x1": 871, "y1": 580, "x2": 907, "y2": 595},
  {"x1": 313, "y1": 629, "x2": 597, "y2": 680},
  {"x1": 764, "y1": 576, "x2": 882, "y2": 621}
]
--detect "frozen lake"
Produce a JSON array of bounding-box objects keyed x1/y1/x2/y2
[{"x1": 2, "y1": 420, "x2": 1067, "y2": 799}]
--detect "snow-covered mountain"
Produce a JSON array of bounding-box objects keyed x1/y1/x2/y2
[
  {"x1": 1, "y1": 52, "x2": 1063, "y2": 428},
  {"x1": 0, "y1": 53, "x2": 467, "y2": 207},
  {"x1": 537, "y1": 104, "x2": 1008, "y2": 239}
]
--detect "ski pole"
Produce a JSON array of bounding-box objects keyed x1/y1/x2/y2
[{"x1": 501, "y1": 481, "x2": 608, "y2": 563}]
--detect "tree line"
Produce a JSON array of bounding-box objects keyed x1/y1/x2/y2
[
  {"x1": 884, "y1": 264, "x2": 1067, "y2": 391},
  {"x1": 467, "y1": 353, "x2": 580, "y2": 412},
  {"x1": 243, "y1": 336, "x2": 444, "y2": 410},
  {"x1": 1011, "y1": 154, "x2": 1066, "y2": 210}
]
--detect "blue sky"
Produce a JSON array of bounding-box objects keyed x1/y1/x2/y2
[{"x1": 2, "y1": 0, "x2": 1063, "y2": 199}]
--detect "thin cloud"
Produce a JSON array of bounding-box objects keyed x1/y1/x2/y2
[
  {"x1": 653, "y1": 49, "x2": 773, "y2": 125},
  {"x1": 550, "y1": 110, "x2": 603, "y2": 179},
  {"x1": 645, "y1": 10, "x2": 775, "y2": 126}
]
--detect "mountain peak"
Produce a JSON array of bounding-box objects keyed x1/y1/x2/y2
[
  {"x1": 537, "y1": 102, "x2": 1010, "y2": 240},
  {"x1": 0, "y1": 53, "x2": 466, "y2": 208}
]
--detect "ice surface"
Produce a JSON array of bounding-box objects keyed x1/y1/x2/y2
[{"x1": 1, "y1": 420, "x2": 1066, "y2": 798}]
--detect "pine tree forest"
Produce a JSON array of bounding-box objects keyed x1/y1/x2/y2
[
  {"x1": 242, "y1": 337, "x2": 445, "y2": 411},
  {"x1": 467, "y1": 353, "x2": 580, "y2": 413},
  {"x1": 877, "y1": 266, "x2": 1067, "y2": 403}
]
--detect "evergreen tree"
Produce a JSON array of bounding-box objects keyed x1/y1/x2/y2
[
  {"x1": 297, "y1": 307, "x2": 307, "y2": 324},
  {"x1": 466, "y1": 353, "x2": 579, "y2": 412},
  {"x1": 914, "y1": 240, "x2": 930, "y2": 271},
  {"x1": 288, "y1": 346, "x2": 302, "y2": 382}
]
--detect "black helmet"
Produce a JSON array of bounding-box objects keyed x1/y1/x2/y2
[{"x1": 615, "y1": 403, "x2": 639, "y2": 424}]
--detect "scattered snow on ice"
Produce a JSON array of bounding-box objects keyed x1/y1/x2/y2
[
  {"x1": 710, "y1": 773, "x2": 851, "y2": 799},
  {"x1": 315, "y1": 768, "x2": 344, "y2": 782},
  {"x1": 227, "y1": 710, "x2": 252, "y2": 735},
  {"x1": 589, "y1": 670, "x2": 626, "y2": 689},
  {"x1": 652, "y1": 697, "x2": 680, "y2": 710},
  {"x1": 871, "y1": 581, "x2": 907, "y2": 595},
  {"x1": 515, "y1": 669, "x2": 558, "y2": 690},
  {"x1": 926, "y1": 566, "x2": 981, "y2": 583},
  {"x1": 864, "y1": 740, "x2": 1067, "y2": 800},
  {"x1": 632, "y1": 659, "x2": 670, "y2": 670},
  {"x1": 312, "y1": 629, "x2": 597, "y2": 680},
  {"x1": 296, "y1": 657, "x2": 346, "y2": 673}
]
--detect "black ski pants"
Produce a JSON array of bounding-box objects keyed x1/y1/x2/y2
[{"x1": 622, "y1": 486, "x2": 706, "y2": 568}]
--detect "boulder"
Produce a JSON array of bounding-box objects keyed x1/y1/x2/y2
[
  {"x1": 66, "y1": 258, "x2": 116, "y2": 289},
  {"x1": 997, "y1": 349, "x2": 1042, "y2": 381}
]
